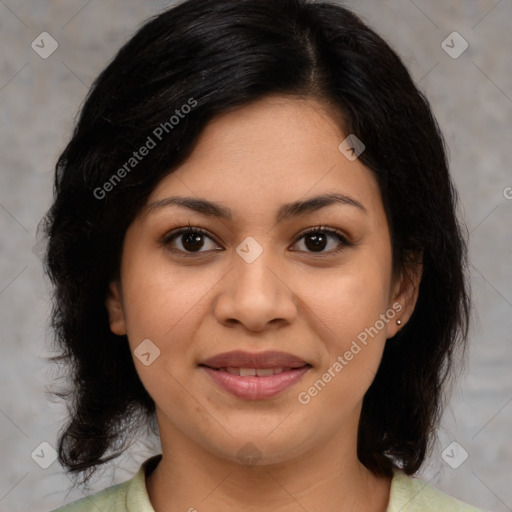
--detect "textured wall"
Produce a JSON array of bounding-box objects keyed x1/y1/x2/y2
[{"x1": 0, "y1": 1, "x2": 510, "y2": 511}]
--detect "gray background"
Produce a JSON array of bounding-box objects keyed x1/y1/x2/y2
[{"x1": 0, "y1": 1, "x2": 511, "y2": 511}]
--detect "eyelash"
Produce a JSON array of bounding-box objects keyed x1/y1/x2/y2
[{"x1": 160, "y1": 222, "x2": 353, "y2": 257}]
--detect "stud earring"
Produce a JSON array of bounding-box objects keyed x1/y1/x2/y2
[{"x1": 396, "y1": 319, "x2": 402, "y2": 326}]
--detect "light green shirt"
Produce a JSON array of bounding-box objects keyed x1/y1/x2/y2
[{"x1": 50, "y1": 454, "x2": 484, "y2": 511}]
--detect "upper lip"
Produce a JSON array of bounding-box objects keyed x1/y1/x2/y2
[{"x1": 200, "y1": 350, "x2": 310, "y2": 369}]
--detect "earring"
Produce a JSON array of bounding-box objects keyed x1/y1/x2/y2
[{"x1": 396, "y1": 319, "x2": 402, "y2": 326}]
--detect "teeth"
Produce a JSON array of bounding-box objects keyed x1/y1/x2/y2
[
  {"x1": 255, "y1": 368, "x2": 274, "y2": 377},
  {"x1": 220, "y1": 367, "x2": 288, "y2": 376},
  {"x1": 240, "y1": 367, "x2": 257, "y2": 376}
]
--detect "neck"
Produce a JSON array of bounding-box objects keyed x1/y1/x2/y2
[{"x1": 146, "y1": 411, "x2": 391, "y2": 511}]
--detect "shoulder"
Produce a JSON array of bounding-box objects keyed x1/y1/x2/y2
[
  {"x1": 388, "y1": 470, "x2": 485, "y2": 512},
  {"x1": 48, "y1": 479, "x2": 131, "y2": 512},
  {"x1": 47, "y1": 455, "x2": 161, "y2": 512}
]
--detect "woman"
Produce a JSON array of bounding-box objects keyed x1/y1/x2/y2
[{"x1": 44, "y1": 0, "x2": 483, "y2": 510}]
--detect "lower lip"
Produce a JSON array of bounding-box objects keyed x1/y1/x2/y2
[{"x1": 201, "y1": 366, "x2": 310, "y2": 400}]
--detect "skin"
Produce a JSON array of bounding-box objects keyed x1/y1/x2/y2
[{"x1": 106, "y1": 95, "x2": 422, "y2": 511}]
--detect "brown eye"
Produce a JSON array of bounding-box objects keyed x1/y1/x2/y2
[
  {"x1": 163, "y1": 227, "x2": 219, "y2": 253},
  {"x1": 292, "y1": 226, "x2": 352, "y2": 255}
]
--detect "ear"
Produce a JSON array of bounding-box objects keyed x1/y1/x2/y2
[
  {"x1": 386, "y1": 253, "x2": 423, "y2": 339},
  {"x1": 105, "y1": 279, "x2": 127, "y2": 335}
]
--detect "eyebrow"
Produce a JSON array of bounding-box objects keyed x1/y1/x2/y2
[{"x1": 146, "y1": 192, "x2": 367, "y2": 222}]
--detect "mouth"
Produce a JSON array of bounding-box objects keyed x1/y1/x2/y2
[
  {"x1": 202, "y1": 366, "x2": 307, "y2": 376},
  {"x1": 199, "y1": 351, "x2": 312, "y2": 400},
  {"x1": 200, "y1": 349, "x2": 310, "y2": 370}
]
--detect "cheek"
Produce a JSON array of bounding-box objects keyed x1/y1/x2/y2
[
  {"x1": 301, "y1": 248, "x2": 392, "y2": 342},
  {"x1": 297, "y1": 288, "x2": 389, "y2": 418},
  {"x1": 120, "y1": 248, "x2": 211, "y2": 342},
  {"x1": 119, "y1": 254, "x2": 224, "y2": 405},
  {"x1": 118, "y1": 261, "x2": 207, "y2": 407},
  {"x1": 293, "y1": 245, "x2": 392, "y2": 403}
]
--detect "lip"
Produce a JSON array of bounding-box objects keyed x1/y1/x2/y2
[
  {"x1": 201, "y1": 365, "x2": 311, "y2": 400},
  {"x1": 200, "y1": 350, "x2": 309, "y2": 369},
  {"x1": 199, "y1": 350, "x2": 311, "y2": 400}
]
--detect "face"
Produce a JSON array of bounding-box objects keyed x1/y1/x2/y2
[{"x1": 106, "y1": 95, "x2": 419, "y2": 466}]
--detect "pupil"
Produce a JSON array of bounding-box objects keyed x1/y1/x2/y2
[
  {"x1": 183, "y1": 232, "x2": 204, "y2": 251},
  {"x1": 306, "y1": 233, "x2": 326, "y2": 252}
]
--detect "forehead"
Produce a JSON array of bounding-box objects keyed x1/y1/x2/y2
[{"x1": 145, "y1": 95, "x2": 383, "y2": 225}]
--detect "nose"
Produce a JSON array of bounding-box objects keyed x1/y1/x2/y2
[{"x1": 213, "y1": 245, "x2": 298, "y2": 333}]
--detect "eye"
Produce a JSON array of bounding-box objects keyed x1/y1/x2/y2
[
  {"x1": 161, "y1": 224, "x2": 220, "y2": 254},
  {"x1": 291, "y1": 225, "x2": 352, "y2": 255},
  {"x1": 161, "y1": 223, "x2": 353, "y2": 256}
]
